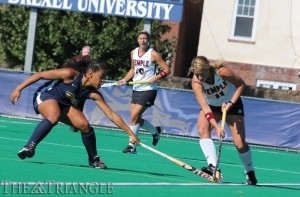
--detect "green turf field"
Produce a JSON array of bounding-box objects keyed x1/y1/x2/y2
[{"x1": 0, "y1": 116, "x2": 299, "y2": 196}]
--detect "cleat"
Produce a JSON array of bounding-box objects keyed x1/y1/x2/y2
[
  {"x1": 17, "y1": 144, "x2": 35, "y2": 160},
  {"x1": 69, "y1": 126, "x2": 78, "y2": 132},
  {"x1": 89, "y1": 156, "x2": 107, "y2": 169},
  {"x1": 202, "y1": 164, "x2": 223, "y2": 183},
  {"x1": 122, "y1": 145, "x2": 137, "y2": 154},
  {"x1": 152, "y1": 127, "x2": 162, "y2": 146},
  {"x1": 201, "y1": 163, "x2": 215, "y2": 176},
  {"x1": 246, "y1": 171, "x2": 257, "y2": 185}
]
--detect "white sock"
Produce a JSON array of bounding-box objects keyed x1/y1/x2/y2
[
  {"x1": 141, "y1": 120, "x2": 157, "y2": 135},
  {"x1": 130, "y1": 124, "x2": 140, "y2": 136},
  {"x1": 199, "y1": 139, "x2": 217, "y2": 166},
  {"x1": 128, "y1": 142, "x2": 135, "y2": 148},
  {"x1": 239, "y1": 148, "x2": 255, "y2": 173},
  {"x1": 129, "y1": 124, "x2": 140, "y2": 148}
]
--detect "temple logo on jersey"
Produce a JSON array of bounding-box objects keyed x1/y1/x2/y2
[
  {"x1": 134, "y1": 59, "x2": 149, "y2": 67},
  {"x1": 204, "y1": 81, "x2": 227, "y2": 99},
  {"x1": 66, "y1": 91, "x2": 79, "y2": 106}
]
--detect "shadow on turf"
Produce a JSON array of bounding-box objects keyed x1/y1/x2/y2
[{"x1": 26, "y1": 161, "x2": 182, "y2": 178}]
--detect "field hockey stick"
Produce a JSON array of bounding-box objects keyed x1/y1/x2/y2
[
  {"x1": 140, "y1": 142, "x2": 219, "y2": 183},
  {"x1": 213, "y1": 109, "x2": 227, "y2": 180},
  {"x1": 101, "y1": 80, "x2": 149, "y2": 87}
]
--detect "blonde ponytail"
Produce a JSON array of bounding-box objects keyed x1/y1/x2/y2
[{"x1": 213, "y1": 60, "x2": 224, "y2": 70}]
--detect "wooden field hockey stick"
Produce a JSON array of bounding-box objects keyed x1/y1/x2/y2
[
  {"x1": 213, "y1": 109, "x2": 227, "y2": 180},
  {"x1": 101, "y1": 80, "x2": 149, "y2": 87},
  {"x1": 140, "y1": 142, "x2": 220, "y2": 183}
]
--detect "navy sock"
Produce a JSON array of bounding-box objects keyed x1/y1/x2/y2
[
  {"x1": 81, "y1": 127, "x2": 97, "y2": 161},
  {"x1": 26, "y1": 119, "x2": 54, "y2": 147}
]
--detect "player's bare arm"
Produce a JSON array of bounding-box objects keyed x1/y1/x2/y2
[
  {"x1": 10, "y1": 68, "x2": 77, "y2": 104},
  {"x1": 117, "y1": 50, "x2": 135, "y2": 85},
  {"x1": 218, "y1": 66, "x2": 245, "y2": 105},
  {"x1": 148, "y1": 50, "x2": 170, "y2": 83},
  {"x1": 90, "y1": 92, "x2": 140, "y2": 144},
  {"x1": 192, "y1": 78, "x2": 224, "y2": 139}
]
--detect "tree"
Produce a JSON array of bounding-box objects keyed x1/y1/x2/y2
[
  {"x1": 0, "y1": 6, "x2": 29, "y2": 68},
  {"x1": 0, "y1": 5, "x2": 176, "y2": 79}
]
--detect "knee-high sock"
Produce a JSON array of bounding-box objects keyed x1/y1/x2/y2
[
  {"x1": 239, "y1": 148, "x2": 255, "y2": 172},
  {"x1": 130, "y1": 124, "x2": 140, "y2": 136},
  {"x1": 128, "y1": 124, "x2": 140, "y2": 147},
  {"x1": 141, "y1": 120, "x2": 157, "y2": 135},
  {"x1": 81, "y1": 127, "x2": 97, "y2": 161},
  {"x1": 199, "y1": 138, "x2": 217, "y2": 166},
  {"x1": 26, "y1": 119, "x2": 54, "y2": 147}
]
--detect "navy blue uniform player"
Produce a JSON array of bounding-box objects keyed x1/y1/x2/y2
[
  {"x1": 10, "y1": 59, "x2": 140, "y2": 169},
  {"x1": 66, "y1": 46, "x2": 92, "y2": 132}
]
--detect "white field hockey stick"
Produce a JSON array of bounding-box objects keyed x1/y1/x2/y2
[
  {"x1": 140, "y1": 142, "x2": 220, "y2": 183},
  {"x1": 101, "y1": 80, "x2": 149, "y2": 88},
  {"x1": 213, "y1": 109, "x2": 227, "y2": 180}
]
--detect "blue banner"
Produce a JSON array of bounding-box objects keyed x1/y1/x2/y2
[
  {"x1": 0, "y1": 0, "x2": 183, "y2": 22},
  {"x1": 1, "y1": 70, "x2": 300, "y2": 149}
]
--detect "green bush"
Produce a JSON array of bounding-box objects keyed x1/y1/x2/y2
[{"x1": 0, "y1": 5, "x2": 176, "y2": 79}]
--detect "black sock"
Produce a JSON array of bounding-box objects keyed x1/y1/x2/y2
[
  {"x1": 26, "y1": 119, "x2": 54, "y2": 147},
  {"x1": 81, "y1": 127, "x2": 97, "y2": 161}
]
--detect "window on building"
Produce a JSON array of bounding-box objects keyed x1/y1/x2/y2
[
  {"x1": 256, "y1": 80, "x2": 296, "y2": 90},
  {"x1": 230, "y1": 0, "x2": 259, "y2": 42}
]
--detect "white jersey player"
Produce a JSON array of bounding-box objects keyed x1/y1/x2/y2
[
  {"x1": 190, "y1": 56, "x2": 257, "y2": 185},
  {"x1": 118, "y1": 30, "x2": 170, "y2": 154},
  {"x1": 132, "y1": 47, "x2": 158, "y2": 91}
]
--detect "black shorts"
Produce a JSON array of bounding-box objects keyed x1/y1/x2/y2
[
  {"x1": 209, "y1": 98, "x2": 244, "y2": 116},
  {"x1": 131, "y1": 90, "x2": 157, "y2": 107}
]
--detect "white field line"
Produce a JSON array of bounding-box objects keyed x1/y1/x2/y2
[
  {"x1": 0, "y1": 182, "x2": 300, "y2": 186},
  {"x1": 0, "y1": 136, "x2": 299, "y2": 176}
]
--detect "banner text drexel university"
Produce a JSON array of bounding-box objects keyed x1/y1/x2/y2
[{"x1": 0, "y1": 0, "x2": 183, "y2": 22}]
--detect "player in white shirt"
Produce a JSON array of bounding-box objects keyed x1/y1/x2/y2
[
  {"x1": 118, "y1": 30, "x2": 170, "y2": 153},
  {"x1": 190, "y1": 56, "x2": 257, "y2": 185}
]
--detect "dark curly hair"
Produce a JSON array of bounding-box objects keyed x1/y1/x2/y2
[
  {"x1": 84, "y1": 60, "x2": 108, "y2": 74},
  {"x1": 64, "y1": 55, "x2": 91, "y2": 72},
  {"x1": 64, "y1": 55, "x2": 107, "y2": 75}
]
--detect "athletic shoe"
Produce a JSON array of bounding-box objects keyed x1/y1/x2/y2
[
  {"x1": 201, "y1": 163, "x2": 216, "y2": 176},
  {"x1": 17, "y1": 144, "x2": 35, "y2": 160},
  {"x1": 246, "y1": 171, "x2": 257, "y2": 185},
  {"x1": 201, "y1": 163, "x2": 223, "y2": 182},
  {"x1": 69, "y1": 126, "x2": 78, "y2": 132},
  {"x1": 152, "y1": 127, "x2": 162, "y2": 146},
  {"x1": 122, "y1": 145, "x2": 137, "y2": 154},
  {"x1": 89, "y1": 156, "x2": 107, "y2": 169}
]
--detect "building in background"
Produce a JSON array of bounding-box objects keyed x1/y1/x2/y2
[
  {"x1": 164, "y1": 0, "x2": 300, "y2": 91},
  {"x1": 162, "y1": 0, "x2": 204, "y2": 79},
  {"x1": 1, "y1": 0, "x2": 300, "y2": 91}
]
